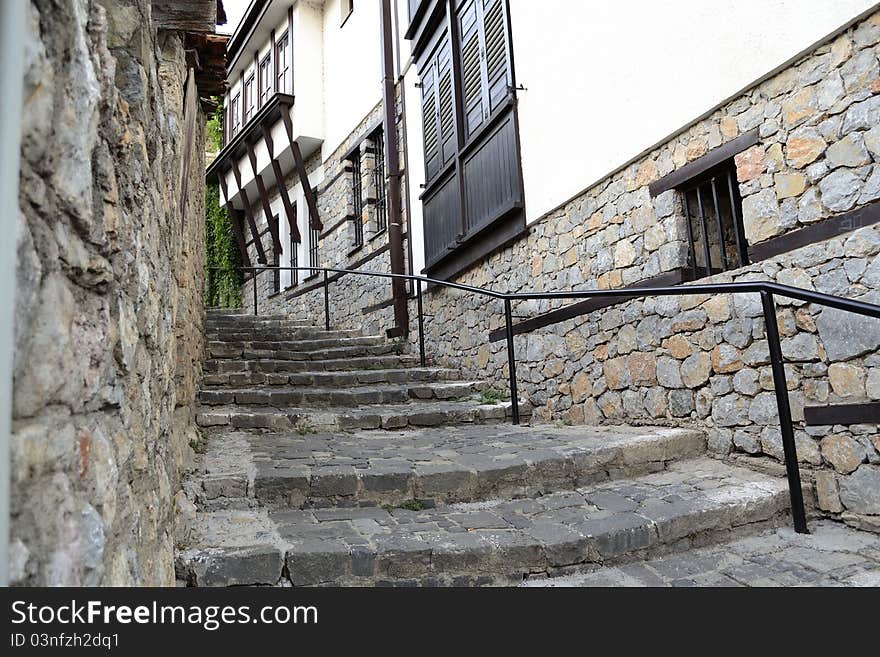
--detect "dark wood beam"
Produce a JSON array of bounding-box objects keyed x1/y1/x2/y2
[
  {"x1": 487, "y1": 268, "x2": 689, "y2": 343},
  {"x1": 229, "y1": 161, "x2": 268, "y2": 264},
  {"x1": 805, "y1": 403, "x2": 880, "y2": 426},
  {"x1": 280, "y1": 105, "x2": 322, "y2": 230},
  {"x1": 649, "y1": 129, "x2": 759, "y2": 197},
  {"x1": 262, "y1": 124, "x2": 300, "y2": 243},
  {"x1": 245, "y1": 141, "x2": 282, "y2": 256},
  {"x1": 216, "y1": 173, "x2": 252, "y2": 268},
  {"x1": 151, "y1": 1, "x2": 217, "y2": 32}
]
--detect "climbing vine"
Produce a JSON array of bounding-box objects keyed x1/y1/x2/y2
[
  {"x1": 205, "y1": 98, "x2": 243, "y2": 308},
  {"x1": 205, "y1": 182, "x2": 243, "y2": 307}
]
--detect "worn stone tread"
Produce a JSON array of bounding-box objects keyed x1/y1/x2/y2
[
  {"x1": 196, "y1": 399, "x2": 528, "y2": 431},
  {"x1": 209, "y1": 342, "x2": 403, "y2": 361},
  {"x1": 204, "y1": 355, "x2": 422, "y2": 374},
  {"x1": 198, "y1": 381, "x2": 484, "y2": 406},
  {"x1": 521, "y1": 521, "x2": 880, "y2": 587},
  {"x1": 176, "y1": 458, "x2": 792, "y2": 586},
  {"x1": 189, "y1": 425, "x2": 705, "y2": 509},
  {"x1": 201, "y1": 367, "x2": 462, "y2": 388}
]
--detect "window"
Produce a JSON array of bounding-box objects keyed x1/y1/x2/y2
[
  {"x1": 458, "y1": 0, "x2": 511, "y2": 137},
  {"x1": 231, "y1": 93, "x2": 241, "y2": 136},
  {"x1": 414, "y1": 0, "x2": 523, "y2": 276},
  {"x1": 288, "y1": 219, "x2": 299, "y2": 289},
  {"x1": 270, "y1": 215, "x2": 281, "y2": 294},
  {"x1": 276, "y1": 33, "x2": 291, "y2": 95},
  {"x1": 420, "y1": 34, "x2": 456, "y2": 183},
  {"x1": 373, "y1": 130, "x2": 387, "y2": 234},
  {"x1": 259, "y1": 55, "x2": 272, "y2": 105},
  {"x1": 679, "y1": 160, "x2": 749, "y2": 278},
  {"x1": 350, "y1": 152, "x2": 364, "y2": 249},
  {"x1": 309, "y1": 224, "x2": 320, "y2": 275},
  {"x1": 243, "y1": 75, "x2": 255, "y2": 123},
  {"x1": 341, "y1": 0, "x2": 354, "y2": 25}
]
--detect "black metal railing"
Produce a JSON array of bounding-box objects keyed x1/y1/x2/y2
[{"x1": 207, "y1": 264, "x2": 880, "y2": 535}]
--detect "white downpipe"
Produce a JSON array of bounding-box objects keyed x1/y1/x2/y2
[{"x1": 0, "y1": 0, "x2": 26, "y2": 586}]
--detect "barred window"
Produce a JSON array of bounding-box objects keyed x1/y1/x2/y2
[
  {"x1": 351, "y1": 152, "x2": 364, "y2": 249},
  {"x1": 679, "y1": 160, "x2": 749, "y2": 278},
  {"x1": 309, "y1": 224, "x2": 320, "y2": 274},
  {"x1": 373, "y1": 130, "x2": 387, "y2": 234},
  {"x1": 288, "y1": 220, "x2": 299, "y2": 289}
]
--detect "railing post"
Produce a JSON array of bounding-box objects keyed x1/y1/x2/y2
[
  {"x1": 323, "y1": 269, "x2": 330, "y2": 331},
  {"x1": 503, "y1": 297, "x2": 520, "y2": 425},
  {"x1": 760, "y1": 289, "x2": 808, "y2": 534},
  {"x1": 253, "y1": 271, "x2": 258, "y2": 317},
  {"x1": 416, "y1": 279, "x2": 426, "y2": 368}
]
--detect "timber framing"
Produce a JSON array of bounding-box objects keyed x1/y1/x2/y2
[
  {"x1": 230, "y1": 158, "x2": 268, "y2": 264},
  {"x1": 280, "y1": 105, "x2": 322, "y2": 231},
  {"x1": 246, "y1": 140, "x2": 282, "y2": 255},
  {"x1": 262, "y1": 124, "x2": 300, "y2": 244},
  {"x1": 216, "y1": 174, "x2": 252, "y2": 269}
]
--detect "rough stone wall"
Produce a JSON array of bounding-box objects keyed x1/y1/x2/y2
[
  {"x1": 247, "y1": 102, "x2": 402, "y2": 335},
  {"x1": 11, "y1": 0, "x2": 208, "y2": 585},
  {"x1": 407, "y1": 12, "x2": 880, "y2": 529}
]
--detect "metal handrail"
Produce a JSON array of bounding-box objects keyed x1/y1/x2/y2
[{"x1": 207, "y1": 264, "x2": 880, "y2": 535}]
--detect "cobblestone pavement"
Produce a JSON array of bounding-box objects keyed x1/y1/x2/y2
[{"x1": 521, "y1": 521, "x2": 880, "y2": 587}]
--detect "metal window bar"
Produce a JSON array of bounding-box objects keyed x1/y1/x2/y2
[
  {"x1": 374, "y1": 131, "x2": 388, "y2": 233},
  {"x1": 288, "y1": 230, "x2": 299, "y2": 288},
  {"x1": 680, "y1": 162, "x2": 748, "y2": 277},
  {"x1": 351, "y1": 152, "x2": 364, "y2": 248},
  {"x1": 309, "y1": 225, "x2": 319, "y2": 271}
]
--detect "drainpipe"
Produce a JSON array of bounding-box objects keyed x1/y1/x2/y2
[
  {"x1": 0, "y1": 0, "x2": 26, "y2": 587},
  {"x1": 392, "y1": 0, "x2": 416, "y2": 283},
  {"x1": 381, "y1": 0, "x2": 409, "y2": 336}
]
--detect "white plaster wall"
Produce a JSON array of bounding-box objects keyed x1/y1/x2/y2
[
  {"x1": 321, "y1": 0, "x2": 384, "y2": 159},
  {"x1": 509, "y1": 0, "x2": 877, "y2": 224}
]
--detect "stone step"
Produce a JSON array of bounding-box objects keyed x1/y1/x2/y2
[
  {"x1": 175, "y1": 458, "x2": 793, "y2": 586},
  {"x1": 188, "y1": 425, "x2": 705, "y2": 511},
  {"x1": 198, "y1": 381, "x2": 484, "y2": 407},
  {"x1": 207, "y1": 308, "x2": 247, "y2": 315},
  {"x1": 207, "y1": 319, "x2": 317, "y2": 330},
  {"x1": 201, "y1": 367, "x2": 461, "y2": 388},
  {"x1": 207, "y1": 336, "x2": 385, "y2": 357},
  {"x1": 207, "y1": 329, "x2": 365, "y2": 341},
  {"x1": 204, "y1": 355, "x2": 422, "y2": 374},
  {"x1": 207, "y1": 343, "x2": 405, "y2": 361},
  {"x1": 196, "y1": 399, "x2": 527, "y2": 432}
]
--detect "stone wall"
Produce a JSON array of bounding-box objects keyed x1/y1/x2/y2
[
  {"x1": 245, "y1": 102, "x2": 402, "y2": 336},
  {"x1": 11, "y1": 0, "x2": 208, "y2": 585},
  {"x1": 407, "y1": 12, "x2": 880, "y2": 529}
]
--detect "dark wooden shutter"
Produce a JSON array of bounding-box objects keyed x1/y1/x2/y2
[
  {"x1": 421, "y1": 34, "x2": 456, "y2": 182},
  {"x1": 458, "y1": 0, "x2": 483, "y2": 137},
  {"x1": 483, "y1": 0, "x2": 510, "y2": 113},
  {"x1": 457, "y1": 0, "x2": 511, "y2": 138},
  {"x1": 436, "y1": 39, "x2": 456, "y2": 166},
  {"x1": 421, "y1": 58, "x2": 440, "y2": 180}
]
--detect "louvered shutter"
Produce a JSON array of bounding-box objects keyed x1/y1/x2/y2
[
  {"x1": 457, "y1": 0, "x2": 511, "y2": 138},
  {"x1": 421, "y1": 59, "x2": 440, "y2": 181},
  {"x1": 458, "y1": 0, "x2": 484, "y2": 137},
  {"x1": 436, "y1": 39, "x2": 457, "y2": 166},
  {"x1": 482, "y1": 0, "x2": 510, "y2": 113},
  {"x1": 422, "y1": 34, "x2": 457, "y2": 182}
]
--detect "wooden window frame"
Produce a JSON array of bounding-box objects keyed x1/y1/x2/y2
[
  {"x1": 243, "y1": 74, "x2": 256, "y2": 123},
  {"x1": 259, "y1": 54, "x2": 272, "y2": 106},
  {"x1": 231, "y1": 92, "x2": 241, "y2": 136},
  {"x1": 276, "y1": 31, "x2": 291, "y2": 95}
]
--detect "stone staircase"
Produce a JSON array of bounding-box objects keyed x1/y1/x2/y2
[{"x1": 176, "y1": 310, "x2": 805, "y2": 587}]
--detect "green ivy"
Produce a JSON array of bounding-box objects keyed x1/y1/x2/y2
[
  {"x1": 204, "y1": 98, "x2": 243, "y2": 308},
  {"x1": 205, "y1": 182, "x2": 243, "y2": 308}
]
